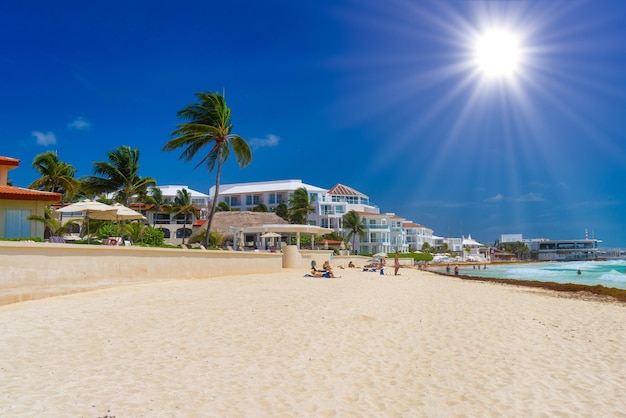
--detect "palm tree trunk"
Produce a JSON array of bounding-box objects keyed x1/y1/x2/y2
[
  {"x1": 182, "y1": 213, "x2": 188, "y2": 245},
  {"x1": 204, "y1": 149, "x2": 223, "y2": 248}
]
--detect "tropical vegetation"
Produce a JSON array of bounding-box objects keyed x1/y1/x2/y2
[
  {"x1": 26, "y1": 208, "x2": 79, "y2": 239},
  {"x1": 28, "y1": 151, "x2": 80, "y2": 203},
  {"x1": 163, "y1": 91, "x2": 252, "y2": 247},
  {"x1": 170, "y1": 188, "x2": 198, "y2": 245},
  {"x1": 288, "y1": 187, "x2": 315, "y2": 224},
  {"x1": 342, "y1": 210, "x2": 365, "y2": 254},
  {"x1": 81, "y1": 145, "x2": 156, "y2": 206}
]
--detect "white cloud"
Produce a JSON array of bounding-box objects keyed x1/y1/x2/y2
[
  {"x1": 68, "y1": 116, "x2": 91, "y2": 130},
  {"x1": 517, "y1": 193, "x2": 543, "y2": 202},
  {"x1": 31, "y1": 131, "x2": 57, "y2": 146},
  {"x1": 248, "y1": 134, "x2": 280, "y2": 149},
  {"x1": 486, "y1": 193, "x2": 505, "y2": 201}
]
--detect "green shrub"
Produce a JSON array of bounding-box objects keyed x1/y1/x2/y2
[
  {"x1": 97, "y1": 223, "x2": 119, "y2": 239},
  {"x1": 142, "y1": 227, "x2": 165, "y2": 247}
]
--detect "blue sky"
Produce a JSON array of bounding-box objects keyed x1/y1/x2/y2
[{"x1": 1, "y1": 0, "x2": 625, "y2": 247}]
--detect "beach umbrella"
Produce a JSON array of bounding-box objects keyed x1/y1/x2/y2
[
  {"x1": 260, "y1": 232, "x2": 281, "y2": 238},
  {"x1": 56, "y1": 200, "x2": 116, "y2": 242},
  {"x1": 88, "y1": 203, "x2": 146, "y2": 221},
  {"x1": 88, "y1": 203, "x2": 146, "y2": 241},
  {"x1": 373, "y1": 252, "x2": 387, "y2": 259}
]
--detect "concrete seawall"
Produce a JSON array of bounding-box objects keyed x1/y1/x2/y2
[{"x1": 0, "y1": 241, "x2": 283, "y2": 305}]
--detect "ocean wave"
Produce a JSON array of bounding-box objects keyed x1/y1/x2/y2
[{"x1": 598, "y1": 271, "x2": 626, "y2": 283}]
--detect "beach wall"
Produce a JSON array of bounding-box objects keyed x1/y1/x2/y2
[{"x1": 0, "y1": 241, "x2": 283, "y2": 305}]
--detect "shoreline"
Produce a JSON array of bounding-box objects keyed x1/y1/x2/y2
[{"x1": 428, "y1": 269, "x2": 626, "y2": 303}]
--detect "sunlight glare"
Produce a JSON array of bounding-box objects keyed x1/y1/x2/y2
[{"x1": 474, "y1": 30, "x2": 522, "y2": 79}]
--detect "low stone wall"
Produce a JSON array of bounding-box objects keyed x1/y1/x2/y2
[{"x1": 0, "y1": 241, "x2": 283, "y2": 305}]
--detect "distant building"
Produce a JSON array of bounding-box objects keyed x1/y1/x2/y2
[
  {"x1": 536, "y1": 239, "x2": 601, "y2": 261},
  {"x1": 499, "y1": 233, "x2": 523, "y2": 244}
]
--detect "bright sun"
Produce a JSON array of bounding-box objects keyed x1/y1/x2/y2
[{"x1": 474, "y1": 30, "x2": 522, "y2": 78}]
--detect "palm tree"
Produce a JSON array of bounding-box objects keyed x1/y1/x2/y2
[
  {"x1": 163, "y1": 91, "x2": 252, "y2": 247},
  {"x1": 217, "y1": 201, "x2": 231, "y2": 212},
  {"x1": 124, "y1": 221, "x2": 148, "y2": 243},
  {"x1": 27, "y1": 208, "x2": 79, "y2": 239},
  {"x1": 142, "y1": 187, "x2": 166, "y2": 227},
  {"x1": 288, "y1": 187, "x2": 315, "y2": 224},
  {"x1": 29, "y1": 151, "x2": 80, "y2": 202},
  {"x1": 82, "y1": 146, "x2": 156, "y2": 206},
  {"x1": 274, "y1": 202, "x2": 289, "y2": 221},
  {"x1": 171, "y1": 188, "x2": 198, "y2": 245},
  {"x1": 343, "y1": 210, "x2": 365, "y2": 255}
]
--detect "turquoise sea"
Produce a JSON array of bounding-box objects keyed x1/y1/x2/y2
[{"x1": 444, "y1": 260, "x2": 626, "y2": 290}]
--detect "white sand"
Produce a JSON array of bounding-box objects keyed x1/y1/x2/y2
[{"x1": 1, "y1": 267, "x2": 625, "y2": 417}]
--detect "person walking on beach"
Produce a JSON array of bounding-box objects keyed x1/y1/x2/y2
[
  {"x1": 394, "y1": 250, "x2": 400, "y2": 276},
  {"x1": 454, "y1": 265, "x2": 459, "y2": 276},
  {"x1": 378, "y1": 258, "x2": 385, "y2": 275},
  {"x1": 446, "y1": 264, "x2": 451, "y2": 274}
]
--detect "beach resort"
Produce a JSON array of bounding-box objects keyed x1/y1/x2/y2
[{"x1": 3, "y1": 148, "x2": 626, "y2": 416}]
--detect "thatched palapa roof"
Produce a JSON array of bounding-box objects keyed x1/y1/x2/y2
[{"x1": 203, "y1": 211, "x2": 289, "y2": 239}]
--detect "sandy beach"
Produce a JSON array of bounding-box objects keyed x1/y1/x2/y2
[{"x1": 1, "y1": 267, "x2": 625, "y2": 417}]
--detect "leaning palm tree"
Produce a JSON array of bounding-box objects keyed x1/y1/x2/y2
[
  {"x1": 288, "y1": 187, "x2": 315, "y2": 225},
  {"x1": 82, "y1": 146, "x2": 156, "y2": 206},
  {"x1": 343, "y1": 210, "x2": 365, "y2": 255},
  {"x1": 163, "y1": 91, "x2": 252, "y2": 248},
  {"x1": 171, "y1": 188, "x2": 198, "y2": 245},
  {"x1": 29, "y1": 151, "x2": 80, "y2": 202}
]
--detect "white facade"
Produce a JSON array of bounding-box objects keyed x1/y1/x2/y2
[
  {"x1": 210, "y1": 180, "x2": 326, "y2": 214},
  {"x1": 211, "y1": 179, "x2": 438, "y2": 254},
  {"x1": 142, "y1": 185, "x2": 209, "y2": 244}
]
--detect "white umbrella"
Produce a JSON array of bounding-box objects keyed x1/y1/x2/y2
[
  {"x1": 56, "y1": 199, "x2": 114, "y2": 214},
  {"x1": 260, "y1": 232, "x2": 281, "y2": 238},
  {"x1": 88, "y1": 203, "x2": 146, "y2": 221},
  {"x1": 56, "y1": 200, "x2": 116, "y2": 242},
  {"x1": 88, "y1": 203, "x2": 146, "y2": 242},
  {"x1": 373, "y1": 252, "x2": 387, "y2": 259}
]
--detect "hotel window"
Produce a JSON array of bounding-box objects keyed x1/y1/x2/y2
[
  {"x1": 223, "y1": 196, "x2": 240, "y2": 206},
  {"x1": 335, "y1": 205, "x2": 345, "y2": 214},
  {"x1": 321, "y1": 204, "x2": 333, "y2": 215},
  {"x1": 192, "y1": 198, "x2": 205, "y2": 206}
]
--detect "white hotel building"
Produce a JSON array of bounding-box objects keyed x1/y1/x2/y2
[{"x1": 210, "y1": 179, "x2": 434, "y2": 254}]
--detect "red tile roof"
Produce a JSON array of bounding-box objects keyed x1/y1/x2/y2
[
  {"x1": 328, "y1": 184, "x2": 366, "y2": 197},
  {"x1": 0, "y1": 156, "x2": 20, "y2": 167},
  {"x1": 403, "y1": 222, "x2": 425, "y2": 228},
  {"x1": 0, "y1": 186, "x2": 61, "y2": 202},
  {"x1": 193, "y1": 219, "x2": 207, "y2": 227}
]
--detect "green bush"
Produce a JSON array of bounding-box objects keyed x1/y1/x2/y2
[
  {"x1": 97, "y1": 223, "x2": 119, "y2": 239},
  {"x1": 142, "y1": 227, "x2": 165, "y2": 247}
]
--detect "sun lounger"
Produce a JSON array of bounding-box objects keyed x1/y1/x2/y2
[{"x1": 104, "y1": 237, "x2": 122, "y2": 246}]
